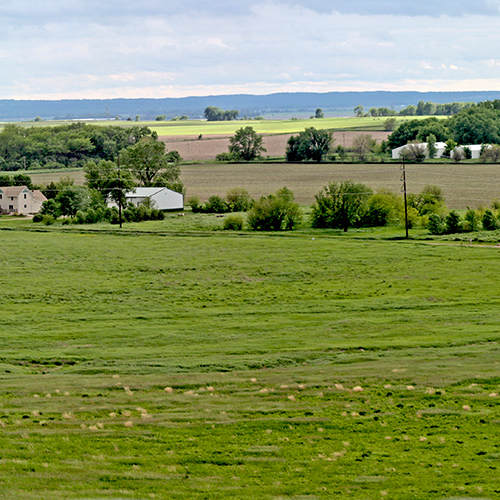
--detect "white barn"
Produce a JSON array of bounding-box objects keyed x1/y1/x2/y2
[{"x1": 109, "y1": 187, "x2": 184, "y2": 211}]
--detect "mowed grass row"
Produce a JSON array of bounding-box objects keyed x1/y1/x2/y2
[
  {"x1": 27, "y1": 162, "x2": 500, "y2": 208},
  {"x1": 1, "y1": 229, "x2": 500, "y2": 498}
]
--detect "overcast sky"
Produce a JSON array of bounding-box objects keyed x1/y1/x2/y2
[{"x1": 2, "y1": 0, "x2": 500, "y2": 99}]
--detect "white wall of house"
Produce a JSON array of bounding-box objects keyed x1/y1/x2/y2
[{"x1": 0, "y1": 186, "x2": 47, "y2": 215}]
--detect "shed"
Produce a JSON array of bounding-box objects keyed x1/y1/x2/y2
[{"x1": 110, "y1": 187, "x2": 184, "y2": 211}]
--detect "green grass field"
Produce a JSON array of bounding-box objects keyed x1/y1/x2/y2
[
  {"x1": 0, "y1": 116, "x2": 406, "y2": 136},
  {"x1": 1, "y1": 222, "x2": 500, "y2": 499}
]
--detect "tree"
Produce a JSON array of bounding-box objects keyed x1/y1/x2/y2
[
  {"x1": 311, "y1": 180, "x2": 372, "y2": 232},
  {"x1": 286, "y1": 128, "x2": 333, "y2": 162},
  {"x1": 480, "y1": 144, "x2": 500, "y2": 162},
  {"x1": 56, "y1": 186, "x2": 88, "y2": 217},
  {"x1": 400, "y1": 141, "x2": 426, "y2": 162},
  {"x1": 351, "y1": 134, "x2": 375, "y2": 161},
  {"x1": 204, "y1": 106, "x2": 239, "y2": 121},
  {"x1": 426, "y1": 134, "x2": 437, "y2": 159},
  {"x1": 120, "y1": 138, "x2": 183, "y2": 192},
  {"x1": 315, "y1": 108, "x2": 324, "y2": 119},
  {"x1": 228, "y1": 127, "x2": 266, "y2": 161},
  {"x1": 384, "y1": 118, "x2": 396, "y2": 131},
  {"x1": 247, "y1": 187, "x2": 302, "y2": 231},
  {"x1": 84, "y1": 159, "x2": 135, "y2": 205},
  {"x1": 354, "y1": 105, "x2": 364, "y2": 117}
]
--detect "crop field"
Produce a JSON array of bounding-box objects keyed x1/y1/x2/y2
[
  {"x1": 1, "y1": 225, "x2": 500, "y2": 499},
  {"x1": 160, "y1": 130, "x2": 392, "y2": 161},
  {"x1": 27, "y1": 162, "x2": 500, "y2": 209},
  {"x1": 0, "y1": 116, "x2": 401, "y2": 136}
]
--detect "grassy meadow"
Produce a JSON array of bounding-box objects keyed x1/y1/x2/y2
[
  {"x1": 0, "y1": 116, "x2": 403, "y2": 137},
  {"x1": 1, "y1": 223, "x2": 500, "y2": 499}
]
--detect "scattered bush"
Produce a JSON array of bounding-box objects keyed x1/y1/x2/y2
[
  {"x1": 188, "y1": 196, "x2": 203, "y2": 213},
  {"x1": 480, "y1": 144, "x2": 500, "y2": 162},
  {"x1": 215, "y1": 152, "x2": 234, "y2": 162},
  {"x1": 364, "y1": 192, "x2": 401, "y2": 226},
  {"x1": 462, "y1": 209, "x2": 480, "y2": 232},
  {"x1": 247, "y1": 187, "x2": 302, "y2": 231},
  {"x1": 223, "y1": 214, "x2": 244, "y2": 230},
  {"x1": 204, "y1": 195, "x2": 229, "y2": 214},
  {"x1": 311, "y1": 180, "x2": 372, "y2": 231},
  {"x1": 445, "y1": 210, "x2": 461, "y2": 234},
  {"x1": 482, "y1": 209, "x2": 498, "y2": 230},
  {"x1": 427, "y1": 214, "x2": 446, "y2": 235},
  {"x1": 226, "y1": 188, "x2": 253, "y2": 212},
  {"x1": 42, "y1": 214, "x2": 56, "y2": 225}
]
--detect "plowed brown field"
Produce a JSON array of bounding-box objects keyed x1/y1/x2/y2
[{"x1": 161, "y1": 130, "x2": 391, "y2": 161}]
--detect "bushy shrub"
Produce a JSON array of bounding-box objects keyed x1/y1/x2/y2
[
  {"x1": 204, "y1": 195, "x2": 229, "y2": 214},
  {"x1": 482, "y1": 209, "x2": 498, "y2": 230},
  {"x1": 311, "y1": 180, "x2": 372, "y2": 231},
  {"x1": 215, "y1": 152, "x2": 234, "y2": 162},
  {"x1": 462, "y1": 209, "x2": 480, "y2": 232},
  {"x1": 32, "y1": 213, "x2": 43, "y2": 223},
  {"x1": 407, "y1": 185, "x2": 446, "y2": 217},
  {"x1": 226, "y1": 187, "x2": 253, "y2": 212},
  {"x1": 247, "y1": 187, "x2": 302, "y2": 231},
  {"x1": 188, "y1": 196, "x2": 203, "y2": 213},
  {"x1": 427, "y1": 214, "x2": 446, "y2": 234},
  {"x1": 223, "y1": 214, "x2": 244, "y2": 230},
  {"x1": 42, "y1": 214, "x2": 56, "y2": 225},
  {"x1": 364, "y1": 192, "x2": 401, "y2": 226},
  {"x1": 445, "y1": 210, "x2": 461, "y2": 234}
]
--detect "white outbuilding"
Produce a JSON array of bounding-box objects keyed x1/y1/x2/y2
[
  {"x1": 391, "y1": 142, "x2": 447, "y2": 160},
  {"x1": 392, "y1": 142, "x2": 485, "y2": 160},
  {"x1": 109, "y1": 187, "x2": 184, "y2": 211}
]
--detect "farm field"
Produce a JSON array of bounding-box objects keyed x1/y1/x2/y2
[
  {"x1": 160, "y1": 130, "x2": 391, "y2": 161},
  {"x1": 27, "y1": 162, "x2": 500, "y2": 209},
  {"x1": 0, "y1": 116, "x2": 402, "y2": 136},
  {"x1": 1, "y1": 227, "x2": 500, "y2": 499}
]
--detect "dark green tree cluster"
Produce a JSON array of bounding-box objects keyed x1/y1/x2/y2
[
  {"x1": 0, "y1": 172, "x2": 33, "y2": 188},
  {"x1": 286, "y1": 128, "x2": 333, "y2": 162},
  {"x1": 386, "y1": 117, "x2": 448, "y2": 149},
  {"x1": 427, "y1": 206, "x2": 498, "y2": 235},
  {"x1": 0, "y1": 123, "x2": 153, "y2": 171},
  {"x1": 387, "y1": 101, "x2": 500, "y2": 151},
  {"x1": 204, "y1": 106, "x2": 239, "y2": 121}
]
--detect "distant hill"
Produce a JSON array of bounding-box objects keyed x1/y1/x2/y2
[{"x1": 2, "y1": 91, "x2": 500, "y2": 121}]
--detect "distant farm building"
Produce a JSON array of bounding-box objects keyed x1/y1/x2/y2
[
  {"x1": 0, "y1": 186, "x2": 47, "y2": 215},
  {"x1": 109, "y1": 187, "x2": 184, "y2": 211},
  {"x1": 392, "y1": 142, "x2": 484, "y2": 160}
]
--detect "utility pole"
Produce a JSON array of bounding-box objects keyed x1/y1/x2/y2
[
  {"x1": 117, "y1": 154, "x2": 122, "y2": 229},
  {"x1": 400, "y1": 161, "x2": 409, "y2": 238}
]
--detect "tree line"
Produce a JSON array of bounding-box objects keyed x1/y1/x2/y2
[
  {"x1": 387, "y1": 101, "x2": 500, "y2": 153},
  {"x1": 354, "y1": 100, "x2": 473, "y2": 118},
  {"x1": 0, "y1": 123, "x2": 156, "y2": 172}
]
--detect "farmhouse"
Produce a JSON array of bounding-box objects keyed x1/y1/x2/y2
[
  {"x1": 109, "y1": 187, "x2": 184, "y2": 211},
  {"x1": 392, "y1": 142, "x2": 485, "y2": 160},
  {"x1": 0, "y1": 186, "x2": 47, "y2": 215}
]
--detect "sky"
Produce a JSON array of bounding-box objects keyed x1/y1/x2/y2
[{"x1": 2, "y1": 0, "x2": 500, "y2": 100}]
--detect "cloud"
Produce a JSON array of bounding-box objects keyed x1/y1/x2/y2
[{"x1": 1, "y1": 1, "x2": 500, "y2": 99}]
